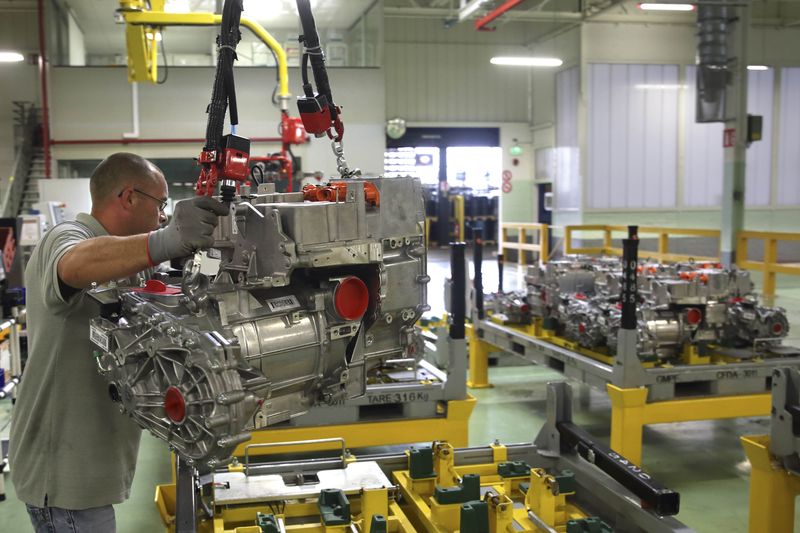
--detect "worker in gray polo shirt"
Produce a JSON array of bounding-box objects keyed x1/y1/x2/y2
[{"x1": 9, "y1": 152, "x2": 228, "y2": 533}]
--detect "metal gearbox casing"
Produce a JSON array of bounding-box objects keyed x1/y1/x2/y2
[{"x1": 89, "y1": 177, "x2": 429, "y2": 469}]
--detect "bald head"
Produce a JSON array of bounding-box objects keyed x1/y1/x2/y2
[{"x1": 90, "y1": 153, "x2": 164, "y2": 208}]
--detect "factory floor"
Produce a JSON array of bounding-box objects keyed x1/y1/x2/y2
[{"x1": 1, "y1": 248, "x2": 799, "y2": 532}]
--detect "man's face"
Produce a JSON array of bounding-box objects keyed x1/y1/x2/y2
[{"x1": 128, "y1": 172, "x2": 169, "y2": 235}]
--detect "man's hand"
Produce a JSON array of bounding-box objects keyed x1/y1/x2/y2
[{"x1": 147, "y1": 196, "x2": 229, "y2": 265}]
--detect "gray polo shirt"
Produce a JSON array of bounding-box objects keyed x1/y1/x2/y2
[{"x1": 9, "y1": 213, "x2": 143, "y2": 510}]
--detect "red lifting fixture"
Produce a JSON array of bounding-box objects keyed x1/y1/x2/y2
[
  {"x1": 301, "y1": 182, "x2": 380, "y2": 207},
  {"x1": 474, "y1": 0, "x2": 524, "y2": 31}
]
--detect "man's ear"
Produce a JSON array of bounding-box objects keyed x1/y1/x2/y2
[{"x1": 118, "y1": 187, "x2": 135, "y2": 211}]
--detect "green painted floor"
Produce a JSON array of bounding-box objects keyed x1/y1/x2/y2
[{"x1": 1, "y1": 261, "x2": 799, "y2": 532}]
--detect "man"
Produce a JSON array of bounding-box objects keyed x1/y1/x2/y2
[{"x1": 9, "y1": 152, "x2": 228, "y2": 532}]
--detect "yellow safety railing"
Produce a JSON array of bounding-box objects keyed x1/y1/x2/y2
[
  {"x1": 500, "y1": 223, "x2": 549, "y2": 266},
  {"x1": 564, "y1": 225, "x2": 721, "y2": 263},
  {"x1": 737, "y1": 231, "x2": 800, "y2": 297}
]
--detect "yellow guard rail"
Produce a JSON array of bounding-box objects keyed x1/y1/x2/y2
[
  {"x1": 500, "y1": 223, "x2": 549, "y2": 266},
  {"x1": 564, "y1": 224, "x2": 721, "y2": 263},
  {"x1": 737, "y1": 230, "x2": 800, "y2": 297}
]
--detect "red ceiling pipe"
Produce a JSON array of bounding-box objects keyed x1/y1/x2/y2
[
  {"x1": 37, "y1": 0, "x2": 51, "y2": 178},
  {"x1": 474, "y1": 0, "x2": 525, "y2": 31}
]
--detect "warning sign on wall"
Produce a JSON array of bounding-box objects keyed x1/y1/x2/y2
[
  {"x1": 502, "y1": 170, "x2": 512, "y2": 194},
  {"x1": 723, "y1": 128, "x2": 736, "y2": 148}
]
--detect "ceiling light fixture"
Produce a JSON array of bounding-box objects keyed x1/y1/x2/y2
[
  {"x1": 459, "y1": 0, "x2": 487, "y2": 21},
  {"x1": 490, "y1": 57, "x2": 563, "y2": 67},
  {"x1": 638, "y1": 3, "x2": 695, "y2": 11},
  {"x1": 747, "y1": 65, "x2": 769, "y2": 71},
  {"x1": 0, "y1": 52, "x2": 25, "y2": 63}
]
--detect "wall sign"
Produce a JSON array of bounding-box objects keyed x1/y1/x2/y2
[
  {"x1": 502, "y1": 170, "x2": 513, "y2": 194},
  {"x1": 723, "y1": 128, "x2": 736, "y2": 148}
]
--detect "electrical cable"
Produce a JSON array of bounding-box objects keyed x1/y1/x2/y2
[
  {"x1": 157, "y1": 28, "x2": 168, "y2": 85},
  {"x1": 297, "y1": 0, "x2": 337, "y2": 120},
  {"x1": 203, "y1": 0, "x2": 243, "y2": 152},
  {"x1": 287, "y1": 144, "x2": 298, "y2": 176},
  {"x1": 250, "y1": 164, "x2": 264, "y2": 185},
  {"x1": 301, "y1": 52, "x2": 313, "y2": 97},
  {"x1": 265, "y1": 45, "x2": 280, "y2": 107}
]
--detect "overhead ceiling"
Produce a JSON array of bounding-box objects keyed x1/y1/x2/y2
[
  {"x1": 66, "y1": 0, "x2": 379, "y2": 56},
  {"x1": 1, "y1": 0, "x2": 799, "y2": 57}
]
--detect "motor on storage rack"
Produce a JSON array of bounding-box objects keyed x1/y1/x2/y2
[
  {"x1": 88, "y1": 0, "x2": 429, "y2": 471},
  {"x1": 485, "y1": 255, "x2": 789, "y2": 362}
]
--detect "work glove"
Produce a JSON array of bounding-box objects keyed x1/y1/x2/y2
[{"x1": 147, "y1": 196, "x2": 229, "y2": 265}]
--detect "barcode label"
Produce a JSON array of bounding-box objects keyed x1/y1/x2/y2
[
  {"x1": 90, "y1": 324, "x2": 110, "y2": 351},
  {"x1": 266, "y1": 295, "x2": 300, "y2": 312}
]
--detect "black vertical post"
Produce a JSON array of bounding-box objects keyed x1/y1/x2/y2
[
  {"x1": 436, "y1": 146, "x2": 450, "y2": 246},
  {"x1": 497, "y1": 253, "x2": 505, "y2": 293},
  {"x1": 473, "y1": 228, "x2": 484, "y2": 320},
  {"x1": 450, "y1": 242, "x2": 466, "y2": 340},
  {"x1": 175, "y1": 456, "x2": 197, "y2": 533},
  {"x1": 621, "y1": 226, "x2": 639, "y2": 330}
]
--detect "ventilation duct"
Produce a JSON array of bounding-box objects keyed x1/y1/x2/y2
[{"x1": 696, "y1": 5, "x2": 733, "y2": 123}]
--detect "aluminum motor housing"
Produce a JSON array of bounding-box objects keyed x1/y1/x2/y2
[{"x1": 89, "y1": 177, "x2": 429, "y2": 469}]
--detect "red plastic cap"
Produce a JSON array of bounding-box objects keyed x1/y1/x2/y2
[
  {"x1": 334, "y1": 277, "x2": 370, "y2": 321},
  {"x1": 144, "y1": 280, "x2": 168, "y2": 293},
  {"x1": 164, "y1": 386, "x2": 186, "y2": 423},
  {"x1": 773, "y1": 323, "x2": 784, "y2": 335},
  {"x1": 686, "y1": 308, "x2": 702, "y2": 325}
]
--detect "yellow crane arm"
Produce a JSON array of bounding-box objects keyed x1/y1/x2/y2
[{"x1": 119, "y1": 1, "x2": 290, "y2": 109}]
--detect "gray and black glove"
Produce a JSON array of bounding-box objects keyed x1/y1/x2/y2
[{"x1": 147, "y1": 196, "x2": 229, "y2": 265}]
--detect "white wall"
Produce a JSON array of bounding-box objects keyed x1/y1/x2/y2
[
  {"x1": 384, "y1": 18, "x2": 578, "y2": 124},
  {"x1": 554, "y1": 67, "x2": 580, "y2": 216},
  {"x1": 587, "y1": 64, "x2": 679, "y2": 209},
  {"x1": 777, "y1": 68, "x2": 800, "y2": 206},
  {"x1": 0, "y1": 9, "x2": 40, "y2": 178},
  {"x1": 67, "y1": 10, "x2": 86, "y2": 67},
  {"x1": 0, "y1": 10, "x2": 39, "y2": 53},
  {"x1": 50, "y1": 66, "x2": 386, "y2": 178},
  {"x1": 578, "y1": 22, "x2": 800, "y2": 215},
  {"x1": 744, "y1": 68, "x2": 774, "y2": 207},
  {"x1": 0, "y1": 64, "x2": 40, "y2": 178},
  {"x1": 385, "y1": 41, "x2": 531, "y2": 122},
  {"x1": 531, "y1": 27, "x2": 581, "y2": 149},
  {"x1": 583, "y1": 23, "x2": 695, "y2": 64},
  {"x1": 585, "y1": 23, "x2": 800, "y2": 66},
  {"x1": 683, "y1": 66, "x2": 723, "y2": 208}
]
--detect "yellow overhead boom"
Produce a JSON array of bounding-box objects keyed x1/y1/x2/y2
[{"x1": 117, "y1": 0, "x2": 291, "y2": 109}]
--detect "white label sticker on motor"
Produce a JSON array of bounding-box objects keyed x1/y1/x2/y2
[
  {"x1": 266, "y1": 295, "x2": 300, "y2": 313},
  {"x1": 90, "y1": 324, "x2": 110, "y2": 351}
]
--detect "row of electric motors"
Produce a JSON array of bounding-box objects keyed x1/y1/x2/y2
[{"x1": 487, "y1": 256, "x2": 789, "y2": 361}]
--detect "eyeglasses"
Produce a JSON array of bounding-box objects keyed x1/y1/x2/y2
[{"x1": 119, "y1": 188, "x2": 168, "y2": 212}]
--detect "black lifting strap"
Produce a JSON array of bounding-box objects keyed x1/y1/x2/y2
[
  {"x1": 204, "y1": 0, "x2": 243, "y2": 153},
  {"x1": 297, "y1": 0, "x2": 338, "y2": 122}
]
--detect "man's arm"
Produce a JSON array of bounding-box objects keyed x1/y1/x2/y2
[
  {"x1": 57, "y1": 234, "x2": 151, "y2": 289},
  {"x1": 57, "y1": 196, "x2": 229, "y2": 291}
]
